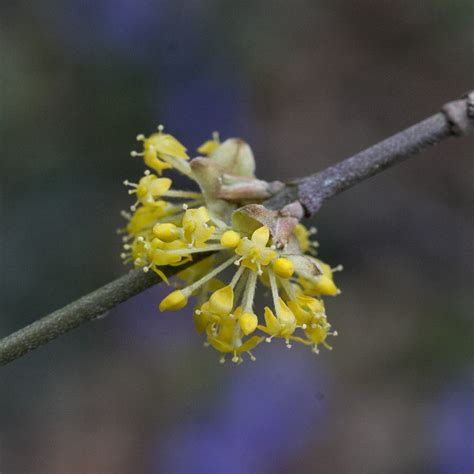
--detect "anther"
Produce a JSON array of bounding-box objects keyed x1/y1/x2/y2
[{"x1": 136, "y1": 134, "x2": 145, "y2": 141}]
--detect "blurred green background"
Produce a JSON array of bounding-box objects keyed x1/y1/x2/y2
[{"x1": 1, "y1": 1, "x2": 473, "y2": 472}]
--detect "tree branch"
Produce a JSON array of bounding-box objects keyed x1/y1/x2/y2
[
  {"x1": 1, "y1": 92, "x2": 472, "y2": 366},
  {"x1": 266, "y1": 92, "x2": 474, "y2": 215}
]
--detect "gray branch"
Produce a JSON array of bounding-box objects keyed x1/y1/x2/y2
[
  {"x1": 1, "y1": 92, "x2": 472, "y2": 366},
  {"x1": 266, "y1": 92, "x2": 474, "y2": 215}
]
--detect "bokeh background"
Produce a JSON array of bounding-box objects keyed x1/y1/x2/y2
[{"x1": 1, "y1": 1, "x2": 473, "y2": 472}]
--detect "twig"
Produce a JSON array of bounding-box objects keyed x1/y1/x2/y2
[
  {"x1": 266, "y1": 92, "x2": 474, "y2": 215},
  {"x1": 1, "y1": 92, "x2": 472, "y2": 366}
]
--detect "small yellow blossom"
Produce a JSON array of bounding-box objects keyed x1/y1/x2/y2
[
  {"x1": 121, "y1": 126, "x2": 341, "y2": 363},
  {"x1": 259, "y1": 298, "x2": 297, "y2": 346},
  {"x1": 299, "y1": 259, "x2": 342, "y2": 296},
  {"x1": 197, "y1": 131, "x2": 220, "y2": 156},
  {"x1": 144, "y1": 131, "x2": 189, "y2": 161},
  {"x1": 235, "y1": 226, "x2": 278, "y2": 273},
  {"x1": 125, "y1": 205, "x2": 169, "y2": 235},
  {"x1": 182, "y1": 206, "x2": 216, "y2": 248}
]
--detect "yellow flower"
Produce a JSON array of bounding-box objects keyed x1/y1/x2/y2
[
  {"x1": 197, "y1": 131, "x2": 220, "y2": 156},
  {"x1": 259, "y1": 298, "x2": 297, "y2": 342},
  {"x1": 143, "y1": 150, "x2": 173, "y2": 175},
  {"x1": 135, "y1": 174, "x2": 172, "y2": 206},
  {"x1": 272, "y1": 257, "x2": 294, "y2": 279},
  {"x1": 125, "y1": 205, "x2": 169, "y2": 235},
  {"x1": 132, "y1": 126, "x2": 191, "y2": 176},
  {"x1": 121, "y1": 127, "x2": 342, "y2": 363},
  {"x1": 239, "y1": 311, "x2": 258, "y2": 335},
  {"x1": 207, "y1": 316, "x2": 264, "y2": 363},
  {"x1": 235, "y1": 226, "x2": 278, "y2": 273},
  {"x1": 182, "y1": 206, "x2": 216, "y2": 248},
  {"x1": 159, "y1": 290, "x2": 188, "y2": 311},
  {"x1": 290, "y1": 317, "x2": 338, "y2": 353},
  {"x1": 153, "y1": 223, "x2": 180, "y2": 242},
  {"x1": 220, "y1": 230, "x2": 241, "y2": 248},
  {"x1": 299, "y1": 259, "x2": 341, "y2": 296},
  {"x1": 293, "y1": 223, "x2": 311, "y2": 253},
  {"x1": 144, "y1": 131, "x2": 189, "y2": 161}
]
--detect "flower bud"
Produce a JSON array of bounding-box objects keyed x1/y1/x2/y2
[
  {"x1": 272, "y1": 258, "x2": 294, "y2": 279},
  {"x1": 220, "y1": 230, "x2": 241, "y2": 248},
  {"x1": 159, "y1": 290, "x2": 188, "y2": 311},
  {"x1": 239, "y1": 312, "x2": 258, "y2": 335},
  {"x1": 153, "y1": 223, "x2": 180, "y2": 242}
]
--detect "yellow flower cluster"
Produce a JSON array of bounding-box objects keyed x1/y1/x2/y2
[{"x1": 120, "y1": 126, "x2": 341, "y2": 364}]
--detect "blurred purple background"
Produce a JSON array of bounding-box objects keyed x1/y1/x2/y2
[{"x1": 1, "y1": 1, "x2": 473, "y2": 472}]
